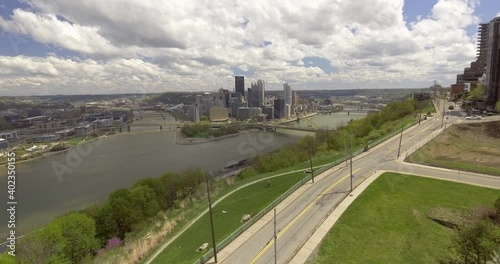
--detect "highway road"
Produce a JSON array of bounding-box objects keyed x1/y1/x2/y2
[{"x1": 216, "y1": 101, "x2": 500, "y2": 264}]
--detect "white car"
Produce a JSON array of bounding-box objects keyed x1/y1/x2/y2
[{"x1": 465, "y1": 115, "x2": 482, "y2": 120}]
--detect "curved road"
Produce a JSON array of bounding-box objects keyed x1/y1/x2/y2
[{"x1": 215, "y1": 103, "x2": 500, "y2": 264}]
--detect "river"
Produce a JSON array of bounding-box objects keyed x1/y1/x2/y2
[{"x1": 0, "y1": 111, "x2": 366, "y2": 238}]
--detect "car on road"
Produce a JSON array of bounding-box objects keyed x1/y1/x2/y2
[
  {"x1": 448, "y1": 105, "x2": 454, "y2": 110},
  {"x1": 465, "y1": 115, "x2": 482, "y2": 120}
]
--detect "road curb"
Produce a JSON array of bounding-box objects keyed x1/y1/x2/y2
[{"x1": 289, "y1": 170, "x2": 384, "y2": 264}]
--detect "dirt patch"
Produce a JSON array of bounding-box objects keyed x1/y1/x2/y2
[
  {"x1": 427, "y1": 207, "x2": 467, "y2": 229},
  {"x1": 485, "y1": 122, "x2": 500, "y2": 138},
  {"x1": 410, "y1": 121, "x2": 500, "y2": 172}
]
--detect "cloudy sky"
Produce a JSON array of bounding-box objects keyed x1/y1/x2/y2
[{"x1": 0, "y1": 0, "x2": 499, "y2": 95}]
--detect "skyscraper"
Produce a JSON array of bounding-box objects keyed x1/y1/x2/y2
[
  {"x1": 485, "y1": 17, "x2": 500, "y2": 106},
  {"x1": 257, "y1": 80, "x2": 265, "y2": 107},
  {"x1": 235, "y1": 76, "x2": 245, "y2": 97},
  {"x1": 247, "y1": 88, "x2": 252, "y2": 107},
  {"x1": 250, "y1": 80, "x2": 266, "y2": 107},
  {"x1": 284, "y1": 83, "x2": 292, "y2": 106},
  {"x1": 273, "y1": 99, "x2": 285, "y2": 119}
]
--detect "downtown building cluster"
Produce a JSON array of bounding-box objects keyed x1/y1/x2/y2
[
  {"x1": 451, "y1": 16, "x2": 500, "y2": 109},
  {"x1": 188, "y1": 76, "x2": 308, "y2": 122}
]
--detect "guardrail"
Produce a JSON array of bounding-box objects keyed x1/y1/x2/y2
[{"x1": 193, "y1": 118, "x2": 419, "y2": 264}]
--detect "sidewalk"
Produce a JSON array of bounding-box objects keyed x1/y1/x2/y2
[{"x1": 289, "y1": 170, "x2": 384, "y2": 264}]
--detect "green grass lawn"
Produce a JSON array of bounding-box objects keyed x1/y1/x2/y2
[
  {"x1": 312, "y1": 173, "x2": 500, "y2": 264},
  {"x1": 152, "y1": 172, "x2": 307, "y2": 264}
]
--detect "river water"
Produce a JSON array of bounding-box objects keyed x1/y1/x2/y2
[{"x1": 0, "y1": 111, "x2": 366, "y2": 237}]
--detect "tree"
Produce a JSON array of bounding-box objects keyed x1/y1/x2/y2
[
  {"x1": 17, "y1": 222, "x2": 69, "y2": 264},
  {"x1": 129, "y1": 185, "x2": 161, "y2": 219},
  {"x1": 451, "y1": 220, "x2": 500, "y2": 264},
  {"x1": 469, "y1": 84, "x2": 485, "y2": 101},
  {"x1": 496, "y1": 101, "x2": 500, "y2": 112},
  {"x1": 106, "y1": 189, "x2": 139, "y2": 239},
  {"x1": 94, "y1": 203, "x2": 118, "y2": 245},
  {"x1": 0, "y1": 253, "x2": 15, "y2": 264},
  {"x1": 134, "y1": 178, "x2": 169, "y2": 210},
  {"x1": 56, "y1": 213, "x2": 99, "y2": 263}
]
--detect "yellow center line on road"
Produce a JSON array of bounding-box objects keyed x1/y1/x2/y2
[
  {"x1": 385, "y1": 123, "x2": 434, "y2": 154},
  {"x1": 248, "y1": 168, "x2": 361, "y2": 264}
]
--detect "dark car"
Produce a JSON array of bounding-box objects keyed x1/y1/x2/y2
[{"x1": 448, "y1": 105, "x2": 454, "y2": 110}]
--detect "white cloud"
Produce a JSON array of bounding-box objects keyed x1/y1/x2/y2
[{"x1": 0, "y1": 0, "x2": 485, "y2": 94}]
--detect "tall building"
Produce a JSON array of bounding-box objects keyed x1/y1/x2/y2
[
  {"x1": 190, "y1": 104, "x2": 200, "y2": 122},
  {"x1": 247, "y1": 88, "x2": 252, "y2": 107},
  {"x1": 453, "y1": 16, "x2": 500, "y2": 107},
  {"x1": 485, "y1": 17, "x2": 500, "y2": 105},
  {"x1": 249, "y1": 80, "x2": 266, "y2": 107},
  {"x1": 235, "y1": 76, "x2": 245, "y2": 97},
  {"x1": 262, "y1": 106, "x2": 274, "y2": 120},
  {"x1": 284, "y1": 104, "x2": 291, "y2": 118},
  {"x1": 257, "y1": 80, "x2": 265, "y2": 107},
  {"x1": 284, "y1": 83, "x2": 292, "y2": 106},
  {"x1": 456, "y1": 23, "x2": 489, "y2": 85},
  {"x1": 291, "y1": 90, "x2": 298, "y2": 106},
  {"x1": 273, "y1": 99, "x2": 285, "y2": 119}
]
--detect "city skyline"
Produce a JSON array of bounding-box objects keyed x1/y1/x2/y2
[{"x1": 0, "y1": 1, "x2": 499, "y2": 95}]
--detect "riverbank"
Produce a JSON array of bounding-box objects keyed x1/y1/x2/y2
[
  {"x1": 176, "y1": 129, "x2": 261, "y2": 145},
  {"x1": 0, "y1": 134, "x2": 109, "y2": 168}
]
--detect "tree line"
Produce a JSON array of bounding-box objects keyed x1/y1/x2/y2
[
  {"x1": 239, "y1": 98, "x2": 420, "y2": 179},
  {"x1": 6, "y1": 169, "x2": 206, "y2": 264},
  {"x1": 181, "y1": 123, "x2": 238, "y2": 138}
]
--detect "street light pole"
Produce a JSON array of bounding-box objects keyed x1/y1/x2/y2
[
  {"x1": 349, "y1": 134, "x2": 353, "y2": 192},
  {"x1": 205, "y1": 173, "x2": 217, "y2": 263},
  {"x1": 397, "y1": 125, "x2": 404, "y2": 159}
]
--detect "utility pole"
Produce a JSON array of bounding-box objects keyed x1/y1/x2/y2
[
  {"x1": 349, "y1": 134, "x2": 353, "y2": 192},
  {"x1": 309, "y1": 146, "x2": 314, "y2": 183},
  {"x1": 274, "y1": 208, "x2": 277, "y2": 264},
  {"x1": 419, "y1": 102, "x2": 422, "y2": 125},
  {"x1": 441, "y1": 100, "x2": 445, "y2": 129},
  {"x1": 397, "y1": 125, "x2": 404, "y2": 159},
  {"x1": 344, "y1": 137, "x2": 347, "y2": 164},
  {"x1": 205, "y1": 173, "x2": 217, "y2": 263}
]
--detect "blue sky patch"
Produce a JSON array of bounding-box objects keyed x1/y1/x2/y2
[{"x1": 302, "y1": 56, "x2": 336, "y2": 74}]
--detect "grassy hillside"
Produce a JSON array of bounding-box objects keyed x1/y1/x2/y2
[{"x1": 408, "y1": 121, "x2": 500, "y2": 176}]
